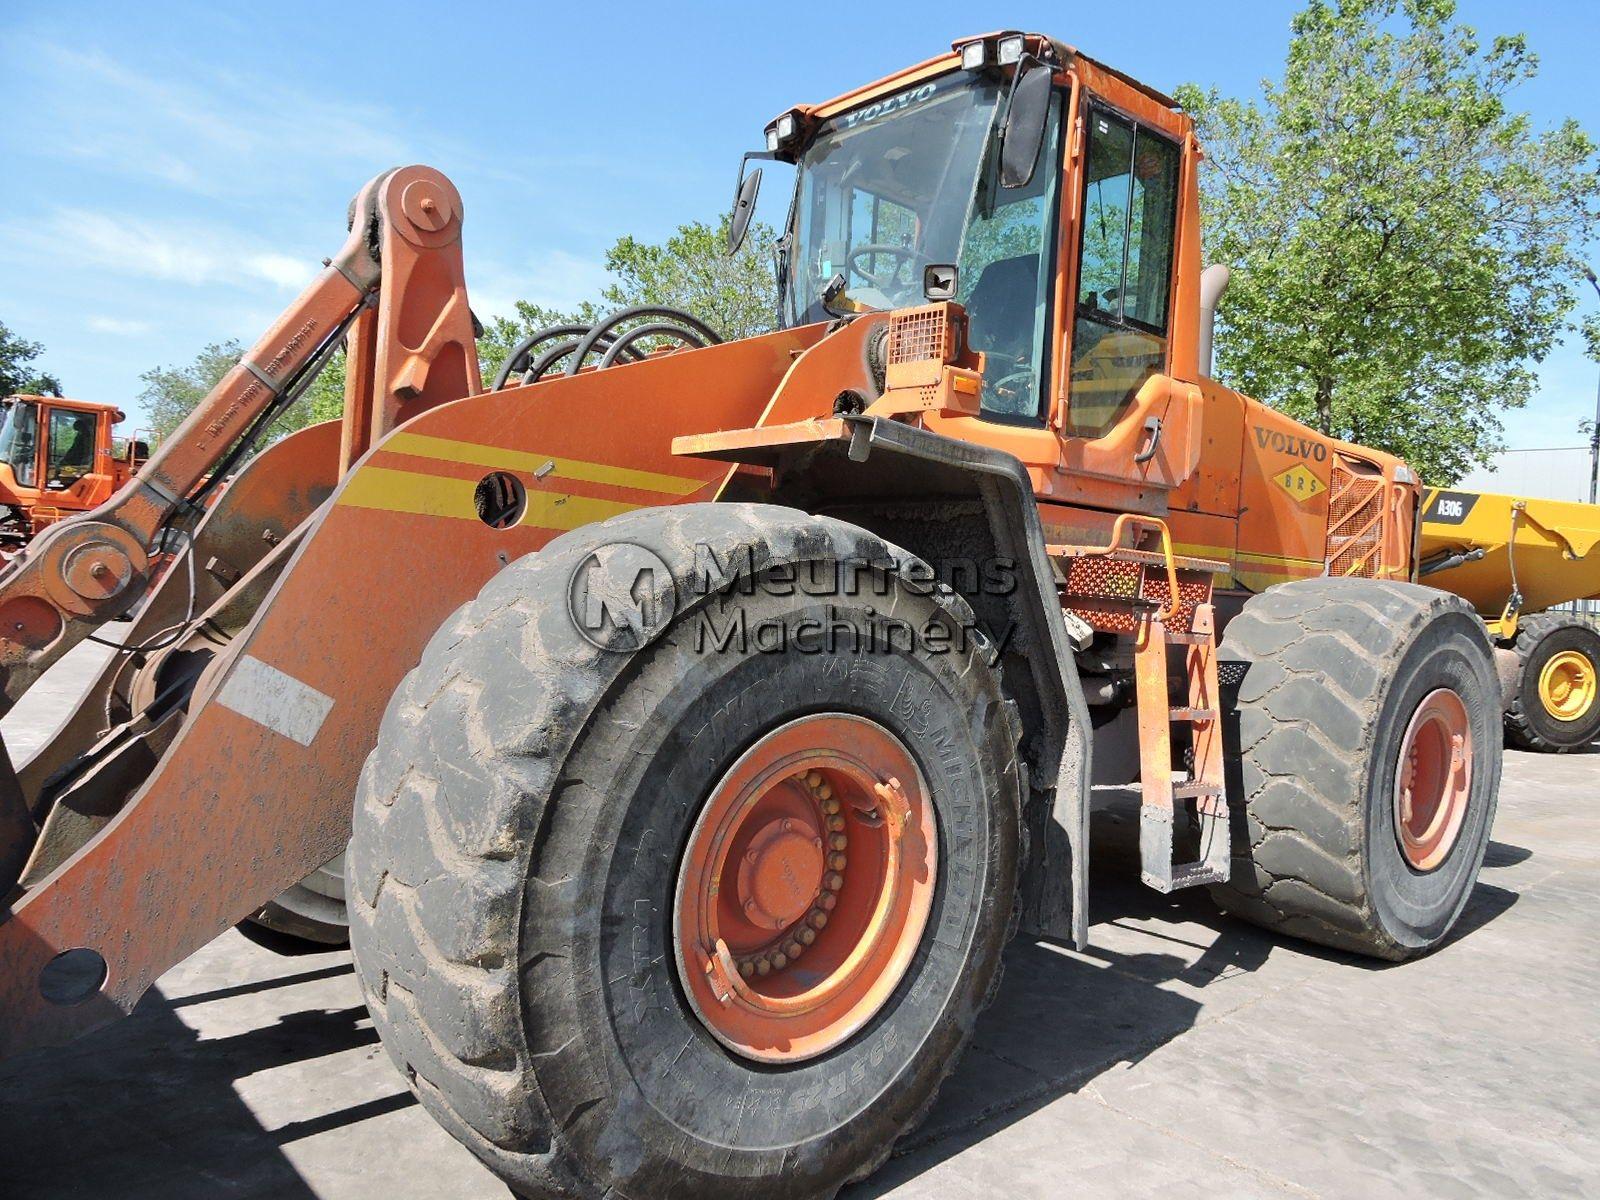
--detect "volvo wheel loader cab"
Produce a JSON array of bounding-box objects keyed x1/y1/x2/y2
[{"x1": 0, "y1": 33, "x2": 1500, "y2": 1200}]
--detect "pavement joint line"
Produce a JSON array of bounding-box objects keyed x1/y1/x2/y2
[{"x1": 1080, "y1": 1080, "x2": 1323, "y2": 1198}]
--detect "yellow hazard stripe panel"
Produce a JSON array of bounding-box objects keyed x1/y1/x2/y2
[
  {"x1": 338, "y1": 466, "x2": 638, "y2": 531},
  {"x1": 384, "y1": 431, "x2": 705, "y2": 497}
]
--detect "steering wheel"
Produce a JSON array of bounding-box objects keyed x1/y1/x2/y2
[
  {"x1": 986, "y1": 369, "x2": 1038, "y2": 414},
  {"x1": 846, "y1": 244, "x2": 926, "y2": 291}
]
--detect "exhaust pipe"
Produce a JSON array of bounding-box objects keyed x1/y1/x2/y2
[{"x1": 1198, "y1": 264, "x2": 1231, "y2": 379}]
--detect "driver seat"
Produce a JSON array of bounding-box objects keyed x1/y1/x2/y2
[{"x1": 964, "y1": 254, "x2": 1039, "y2": 365}]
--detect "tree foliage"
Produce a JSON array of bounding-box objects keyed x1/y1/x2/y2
[
  {"x1": 479, "y1": 216, "x2": 778, "y2": 386},
  {"x1": 0, "y1": 321, "x2": 63, "y2": 398},
  {"x1": 138, "y1": 339, "x2": 345, "y2": 447},
  {"x1": 1177, "y1": 0, "x2": 1600, "y2": 483}
]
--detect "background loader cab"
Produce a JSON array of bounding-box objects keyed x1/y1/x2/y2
[{"x1": 0, "y1": 394, "x2": 149, "y2": 557}]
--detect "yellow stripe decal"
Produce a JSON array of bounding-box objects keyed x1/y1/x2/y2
[
  {"x1": 384, "y1": 431, "x2": 705, "y2": 496},
  {"x1": 338, "y1": 466, "x2": 639, "y2": 530}
]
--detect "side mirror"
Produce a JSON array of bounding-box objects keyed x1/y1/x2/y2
[
  {"x1": 1000, "y1": 61, "x2": 1052, "y2": 189},
  {"x1": 727, "y1": 166, "x2": 763, "y2": 254}
]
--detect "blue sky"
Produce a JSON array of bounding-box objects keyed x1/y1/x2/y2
[{"x1": 1, "y1": 1, "x2": 1596, "y2": 448}]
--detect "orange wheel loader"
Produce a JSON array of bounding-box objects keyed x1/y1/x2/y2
[
  {"x1": 0, "y1": 394, "x2": 149, "y2": 563},
  {"x1": 0, "y1": 33, "x2": 1502, "y2": 1199}
]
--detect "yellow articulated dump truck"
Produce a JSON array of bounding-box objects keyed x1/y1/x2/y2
[{"x1": 1420, "y1": 486, "x2": 1600, "y2": 751}]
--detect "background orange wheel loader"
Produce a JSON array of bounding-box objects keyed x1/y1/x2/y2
[{"x1": 0, "y1": 32, "x2": 1503, "y2": 1200}]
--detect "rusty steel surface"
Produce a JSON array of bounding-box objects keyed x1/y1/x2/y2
[{"x1": 674, "y1": 713, "x2": 937, "y2": 1064}]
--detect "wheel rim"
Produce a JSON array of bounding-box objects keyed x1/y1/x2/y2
[
  {"x1": 1393, "y1": 688, "x2": 1473, "y2": 872},
  {"x1": 1538, "y1": 649, "x2": 1596, "y2": 722},
  {"x1": 673, "y1": 713, "x2": 938, "y2": 1063}
]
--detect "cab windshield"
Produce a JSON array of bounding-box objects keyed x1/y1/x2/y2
[
  {"x1": 779, "y1": 70, "x2": 1063, "y2": 419},
  {"x1": 781, "y1": 72, "x2": 1004, "y2": 324},
  {"x1": 0, "y1": 400, "x2": 39, "y2": 488}
]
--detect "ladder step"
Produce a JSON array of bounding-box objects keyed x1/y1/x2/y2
[
  {"x1": 1170, "y1": 707, "x2": 1218, "y2": 723},
  {"x1": 1165, "y1": 631, "x2": 1212, "y2": 646},
  {"x1": 1172, "y1": 780, "x2": 1222, "y2": 800}
]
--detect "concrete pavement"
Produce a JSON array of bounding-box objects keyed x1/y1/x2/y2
[{"x1": 1, "y1": 644, "x2": 1596, "y2": 1199}]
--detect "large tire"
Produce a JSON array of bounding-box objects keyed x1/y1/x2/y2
[
  {"x1": 347, "y1": 503, "x2": 1022, "y2": 1200},
  {"x1": 245, "y1": 853, "x2": 349, "y2": 946},
  {"x1": 1503, "y1": 612, "x2": 1600, "y2": 752},
  {"x1": 1210, "y1": 578, "x2": 1501, "y2": 961}
]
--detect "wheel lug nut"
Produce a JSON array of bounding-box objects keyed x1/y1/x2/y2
[
  {"x1": 829, "y1": 853, "x2": 847, "y2": 871},
  {"x1": 816, "y1": 783, "x2": 832, "y2": 800},
  {"x1": 799, "y1": 927, "x2": 816, "y2": 945},
  {"x1": 831, "y1": 834, "x2": 847, "y2": 851},
  {"x1": 786, "y1": 940, "x2": 802, "y2": 958},
  {"x1": 822, "y1": 798, "x2": 841, "y2": 815},
  {"x1": 755, "y1": 958, "x2": 771, "y2": 975},
  {"x1": 825, "y1": 872, "x2": 843, "y2": 891},
  {"x1": 806, "y1": 771, "x2": 822, "y2": 788},
  {"x1": 810, "y1": 911, "x2": 829, "y2": 929},
  {"x1": 772, "y1": 953, "x2": 788, "y2": 970},
  {"x1": 827, "y1": 815, "x2": 845, "y2": 832},
  {"x1": 819, "y1": 892, "x2": 837, "y2": 911},
  {"x1": 739, "y1": 960, "x2": 754, "y2": 978}
]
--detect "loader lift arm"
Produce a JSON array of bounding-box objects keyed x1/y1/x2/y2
[{"x1": 0, "y1": 166, "x2": 479, "y2": 912}]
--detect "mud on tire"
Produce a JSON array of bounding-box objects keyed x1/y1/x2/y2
[
  {"x1": 346, "y1": 503, "x2": 1022, "y2": 1199},
  {"x1": 1209, "y1": 578, "x2": 1501, "y2": 961}
]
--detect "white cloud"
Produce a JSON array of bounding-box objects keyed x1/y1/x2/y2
[
  {"x1": 2, "y1": 208, "x2": 316, "y2": 292},
  {"x1": 15, "y1": 40, "x2": 417, "y2": 196},
  {"x1": 86, "y1": 316, "x2": 153, "y2": 335},
  {"x1": 468, "y1": 249, "x2": 611, "y2": 320}
]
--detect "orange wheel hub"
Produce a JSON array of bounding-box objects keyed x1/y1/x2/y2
[
  {"x1": 673, "y1": 713, "x2": 938, "y2": 1063},
  {"x1": 1394, "y1": 688, "x2": 1473, "y2": 871}
]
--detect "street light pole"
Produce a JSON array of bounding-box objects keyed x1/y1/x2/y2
[{"x1": 1588, "y1": 267, "x2": 1600, "y2": 507}]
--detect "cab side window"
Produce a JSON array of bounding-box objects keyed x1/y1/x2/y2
[
  {"x1": 1067, "y1": 108, "x2": 1180, "y2": 437},
  {"x1": 47, "y1": 410, "x2": 97, "y2": 483}
]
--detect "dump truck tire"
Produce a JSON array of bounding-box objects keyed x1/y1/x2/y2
[
  {"x1": 245, "y1": 853, "x2": 349, "y2": 946},
  {"x1": 1503, "y1": 613, "x2": 1600, "y2": 752},
  {"x1": 347, "y1": 503, "x2": 1021, "y2": 1200},
  {"x1": 1209, "y1": 578, "x2": 1501, "y2": 961}
]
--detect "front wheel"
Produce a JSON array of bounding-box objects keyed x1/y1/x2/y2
[{"x1": 347, "y1": 503, "x2": 1021, "y2": 1199}]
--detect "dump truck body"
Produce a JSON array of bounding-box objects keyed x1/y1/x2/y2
[{"x1": 1421, "y1": 486, "x2": 1600, "y2": 750}]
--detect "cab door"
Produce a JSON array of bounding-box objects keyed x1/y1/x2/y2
[
  {"x1": 41, "y1": 406, "x2": 103, "y2": 512},
  {"x1": 1054, "y1": 102, "x2": 1198, "y2": 508}
]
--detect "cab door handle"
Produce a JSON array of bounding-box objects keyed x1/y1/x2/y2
[{"x1": 1134, "y1": 416, "x2": 1162, "y2": 464}]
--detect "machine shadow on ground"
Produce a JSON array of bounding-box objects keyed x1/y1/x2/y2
[
  {"x1": 0, "y1": 953, "x2": 386, "y2": 1200},
  {"x1": 845, "y1": 800, "x2": 1524, "y2": 1197},
  {"x1": 0, "y1": 811, "x2": 1525, "y2": 1200}
]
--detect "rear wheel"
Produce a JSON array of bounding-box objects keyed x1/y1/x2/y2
[
  {"x1": 1210, "y1": 578, "x2": 1501, "y2": 960},
  {"x1": 347, "y1": 503, "x2": 1021, "y2": 1199},
  {"x1": 245, "y1": 853, "x2": 349, "y2": 946},
  {"x1": 1504, "y1": 613, "x2": 1600, "y2": 752}
]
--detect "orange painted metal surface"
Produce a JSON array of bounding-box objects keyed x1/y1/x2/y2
[
  {"x1": 0, "y1": 33, "x2": 1437, "y2": 1061},
  {"x1": 0, "y1": 395, "x2": 147, "y2": 551},
  {"x1": 674, "y1": 714, "x2": 937, "y2": 1063},
  {"x1": 1393, "y1": 688, "x2": 1473, "y2": 871}
]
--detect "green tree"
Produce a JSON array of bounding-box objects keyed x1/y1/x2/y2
[
  {"x1": 138, "y1": 340, "x2": 346, "y2": 445},
  {"x1": 479, "y1": 217, "x2": 778, "y2": 385},
  {"x1": 0, "y1": 321, "x2": 64, "y2": 397},
  {"x1": 1177, "y1": 0, "x2": 1600, "y2": 483}
]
